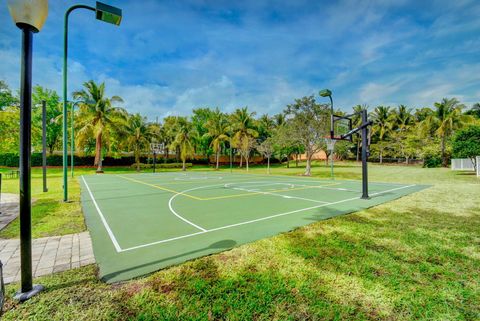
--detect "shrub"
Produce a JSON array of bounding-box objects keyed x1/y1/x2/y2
[
  {"x1": 157, "y1": 163, "x2": 192, "y2": 169},
  {"x1": 0, "y1": 153, "x2": 202, "y2": 168},
  {"x1": 130, "y1": 163, "x2": 152, "y2": 169},
  {"x1": 423, "y1": 156, "x2": 442, "y2": 168}
]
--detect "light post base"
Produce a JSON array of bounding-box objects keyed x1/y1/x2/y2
[{"x1": 14, "y1": 284, "x2": 44, "y2": 302}]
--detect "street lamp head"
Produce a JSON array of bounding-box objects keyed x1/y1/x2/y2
[
  {"x1": 7, "y1": 0, "x2": 48, "y2": 32},
  {"x1": 96, "y1": 1, "x2": 122, "y2": 26},
  {"x1": 319, "y1": 89, "x2": 332, "y2": 98}
]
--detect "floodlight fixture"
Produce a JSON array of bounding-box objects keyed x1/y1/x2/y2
[
  {"x1": 319, "y1": 89, "x2": 332, "y2": 98},
  {"x1": 95, "y1": 1, "x2": 122, "y2": 26}
]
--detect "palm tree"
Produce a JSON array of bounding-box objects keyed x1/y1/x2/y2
[
  {"x1": 170, "y1": 117, "x2": 197, "y2": 171},
  {"x1": 258, "y1": 114, "x2": 275, "y2": 141},
  {"x1": 370, "y1": 106, "x2": 394, "y2": 163},
  {"x1": 394, "y1": 105, "x2": 413, "y2": 132},
  {"x1": 274, "y1": 113, "x2": 286, "y2": 127},
  {"x1": 230, "y1": 107, "x2": 258, "y2": 168},
  {"x1": 204, "y1": 108, "x2": 230, "y2": 169},
  {"x1": 414, "y1": 107, "x2": 434, "y2": 123},
  {"x1": 123, "y1": 113, "x2": 152, "y2": 171},
  {"x1": 465, "y1": 102, "x2": 480, "y2": 118},
  {"x1": 73, "y1": 80, "x2": 124, "y2": 172},
  {"x1": 424, "y1": 98, "x2": 471, "y2": 166},
  {"x1": 161, "y1": 116, "x2": 178, "y2": 161}
]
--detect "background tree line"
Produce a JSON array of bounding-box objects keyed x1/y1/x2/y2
[{"x1": 1, "y1": 79, "x2": 479, "y2": 174}]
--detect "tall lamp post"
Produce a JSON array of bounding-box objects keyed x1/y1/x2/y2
[
  {"x1": 7, "y1": 0, "x2": 48, "y2": 301},
  {"x1": 69, "y1": 100, "x2": 82, "y2": 178},
  {"x1": 319, "y1": 89, "x2": 335, "y2": 179},
  {"x1": 62, "y1": 1, "x2": 122, "y2": 201}
]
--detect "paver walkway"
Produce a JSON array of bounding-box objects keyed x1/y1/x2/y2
[
  {"x1": 0, "y1": 193, "x2": 21, "y2": 230},
  {"x1": 0, "y1": 193, "x2": 96, "y2": 283},
  {"x1": 0, "y1": 232, "x2": 95, "y2": 284}
]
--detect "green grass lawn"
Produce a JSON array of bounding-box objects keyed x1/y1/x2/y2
[{"x1": 1, "y1": 162, "x2": 479, "y2": 320}]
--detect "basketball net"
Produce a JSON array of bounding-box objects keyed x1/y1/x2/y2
[{"x1": 324, "y1": 138, "x2": 337, "y2": 152}]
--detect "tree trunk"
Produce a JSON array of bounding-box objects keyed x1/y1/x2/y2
[
  {"x1": 135, "y1": 148, "x2": 140, "y2": 172},
  {"x1": 246, "y1": 156, "x2": 249, "y2": 171},
  {"x1": 441, "y1": 135, "x2": 447, "y2": 167},
  {"x1": 286, "y1": 156, "x2": 290, "y2": 168},
  {"x1": 267, "y1": 156, "x2": 270, "y2": 174},
  {"x1": 304, "y1": 152, "x2": 312, "y2": 176},
  {"x1": 164, "y1": 147, "x2": 169, "y2": 163},
  {"x1": 95, "y1": 132, "x2": 103, "y2": 172},
  {"x1": 379, "y1": 150, "x2": 383, "y2": 164},
  {"x1": 182, "y1": 158, "x2": 186, "y2": 171},
  {"x1": 295, "y1": 154, "x2": 299, "y2": 167},
  {"x1": 239, "y1": 154, "x2": 243, "y2": 168},
  {"x1": 215, "y1": 151, "x2": 220, "y2": 170}
]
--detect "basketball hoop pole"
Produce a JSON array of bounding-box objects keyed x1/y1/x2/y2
[
  {"x1": 361, "y1": 109, "x2": 369, "y2": 199},
  {"x1": 330, "y1": 145, "x2": 334, "y2": 180},
  {"x1": 153, "y1": 150, "x2": 156, "y2": 173}
]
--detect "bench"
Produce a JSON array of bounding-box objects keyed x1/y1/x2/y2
[{"x1": 5, "y1": 170, "x2": 19, "y2": 179}]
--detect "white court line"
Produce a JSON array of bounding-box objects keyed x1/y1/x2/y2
[
  {"x1": 118, "y1": 183, "x2": 416, "y2": 252},
  {"x1": 168, "y1": 197, "x2": 207, "y2": 232},
  {"x1": 230, "y1": 186, "x2": 329, "y2": 204},
  {"x1": 81, "y1": 176, "x2": 123, "y2": 253},
  {"x1": 228, "y1": 182, "x2": 294, "y2": 188}
]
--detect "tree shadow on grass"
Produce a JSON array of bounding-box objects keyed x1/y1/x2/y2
[{"x1": 101, "y1": 239, "x2": 237, "y2": 282}]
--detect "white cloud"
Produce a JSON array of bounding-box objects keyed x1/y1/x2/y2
[{"x1": 359, "y1": 82, "x2": 400, "y2": 104}]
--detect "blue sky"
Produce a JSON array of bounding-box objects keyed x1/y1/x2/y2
[{"x1": 1, "y1": 0, "x2": 479, "y2": 119}]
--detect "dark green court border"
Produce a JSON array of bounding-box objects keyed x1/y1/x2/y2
[{"x1": 80, "y1": 172, "x2": 429, "y2": 283}]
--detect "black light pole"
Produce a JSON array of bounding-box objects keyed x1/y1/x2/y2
[
  {"x1": 7, "y1": 0, "x2": 48, "y2": 301},
  {"x1": 18, "y1": 22, "x2": 34, "y2": 298},
  {"x1": 230, "y1": 146, "x2": 233, "y2": 174},
  {"x1": 153, "y1": 150, "x2": 157, "y2": 173},
  {"x1": 361, "y1": 109, "x2": 369, "y2": 199},
  {"x1": 42, "y1": 100, "x2": 48, "y2": 192}
]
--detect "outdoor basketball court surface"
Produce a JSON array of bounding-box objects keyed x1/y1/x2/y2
[{"x1": 80, "y1": 171, "x2": 427, "y2": 283}]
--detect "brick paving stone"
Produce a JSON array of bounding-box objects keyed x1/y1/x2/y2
[{"x1": 0, "y1": 231, "x2": 94, "y2": 284}]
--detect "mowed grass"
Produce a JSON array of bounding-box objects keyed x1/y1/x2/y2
[
  {"x1": 0, "y1": 166, "x2": 94, "y2": 238},
  {"x1": 2, "y1": 162, "x2": 480, "y2": 320}
]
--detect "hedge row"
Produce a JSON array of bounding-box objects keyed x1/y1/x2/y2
[{"x1": 0, "y1": 153, "x2": 209, "y2": 167}]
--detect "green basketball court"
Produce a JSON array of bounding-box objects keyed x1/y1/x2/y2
[{"x1": 79, "y1": 172, "x2": 427, "y2": 283}]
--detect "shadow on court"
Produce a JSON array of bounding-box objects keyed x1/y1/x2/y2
[{"x1": 102, "y1": 239, "x2": 237, "y2": 282}]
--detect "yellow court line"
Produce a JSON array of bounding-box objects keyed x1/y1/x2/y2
[
  {"x1": 135, "y1": 175, "x2": 264, "y2": 186},
  {"x1": 116, "y1": 175, "x2": 203, "y2": 200},
  {"x1": 200, "y1": 182, "x2": 341, "y2": 201},
  {"x1": 117, "y1": 174, "x2": 340, "y2": 202}
]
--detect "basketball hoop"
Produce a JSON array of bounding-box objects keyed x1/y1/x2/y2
[
  {"x1": 150, "y1": 143, "x2": 165, "y2": 154},
  {"x1": 150, "y1": 143, "x2": 165, "y2": 173}
]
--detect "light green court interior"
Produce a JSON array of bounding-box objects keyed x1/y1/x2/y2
[{"x1": 80, "y1": 171, "x2": 428, "y2": 283}]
